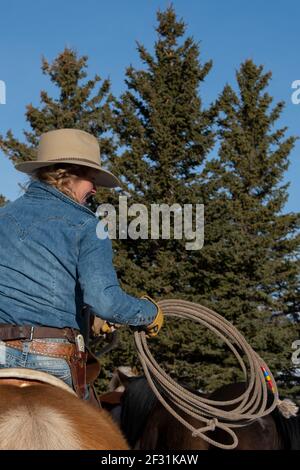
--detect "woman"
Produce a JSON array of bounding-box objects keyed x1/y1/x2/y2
[{"x1": 0, "y1": 128, "x2": 163, "y2": 399}]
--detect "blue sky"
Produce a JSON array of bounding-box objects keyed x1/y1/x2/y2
[{"x1": 0, "y1": 0, "x2": 299, "y2": 212}]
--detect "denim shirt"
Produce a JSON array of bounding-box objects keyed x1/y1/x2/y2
[{"x1": 0, "y1": 180, "x2": 157, "y2": 330}]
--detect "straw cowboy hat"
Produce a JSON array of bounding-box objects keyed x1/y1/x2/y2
[{"x1": 15, "y1": 128, "x2": 120, "y2": 188}]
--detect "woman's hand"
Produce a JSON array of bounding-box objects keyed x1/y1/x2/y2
[{"x1": 91, "y1": 316, "x2": 120, "y2": 336}]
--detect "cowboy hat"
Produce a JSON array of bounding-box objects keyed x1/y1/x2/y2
[{"x1": 15, "y1": 128, "x2": 120, "y2": 188}]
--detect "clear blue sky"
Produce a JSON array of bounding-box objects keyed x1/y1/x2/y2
[{"x1": 0, "y1": 0, "x2": 299, "y2": 212}]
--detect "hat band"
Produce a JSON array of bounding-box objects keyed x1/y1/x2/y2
[{"x1": 47, "y1": 156, "x2": 100, "y2": 165}]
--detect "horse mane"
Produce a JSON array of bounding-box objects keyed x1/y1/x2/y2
[{"x1": 120, "y1": 376, "x2": 157, "y2": 448}]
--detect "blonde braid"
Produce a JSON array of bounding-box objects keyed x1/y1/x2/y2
[{"x1": 29, "y1": 164, "x2": 91, "y2": 203}]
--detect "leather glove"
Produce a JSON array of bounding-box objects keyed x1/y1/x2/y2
[{"x1": 141, "y1": 295, "x2": 164, "y2": 338}]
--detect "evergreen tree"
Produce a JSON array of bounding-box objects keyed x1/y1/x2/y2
[
  {"x1": 0, "y1": 48, "x2": 116, "y2": 170},
  {"x1": 199, "y1": 60, "x2": 300, "y2": 395},
  {"x1": 96, "y1": 6, "x2": 217, "y2": 390},
  {"x1": 110, "y1": 5, "x2": 216, "y2": 295}
]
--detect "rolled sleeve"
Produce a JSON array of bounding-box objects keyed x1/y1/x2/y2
[{"x1": 77, "y1": 218, "x2": 157, "y2": 326}]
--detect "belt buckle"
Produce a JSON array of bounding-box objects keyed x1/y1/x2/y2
[{"x1": 18, "y1": 326, "x2": 34, "y2": 341}]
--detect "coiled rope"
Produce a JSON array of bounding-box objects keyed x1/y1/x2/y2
[{"x1": 133, "y1": 299, "x2": 281, "y2": 450}]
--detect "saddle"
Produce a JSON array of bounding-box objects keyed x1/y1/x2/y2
[{"x1": 0, "y1": 368, "x2": 77, "y2": 395}]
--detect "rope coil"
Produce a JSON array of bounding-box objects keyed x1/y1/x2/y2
[{"x1": 134, "y1": 299, "x2": 279, "y2": 450}]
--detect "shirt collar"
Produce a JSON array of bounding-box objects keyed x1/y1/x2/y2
[{"x1": 25, "y1": 180, "x2": 96, "y2": 217}]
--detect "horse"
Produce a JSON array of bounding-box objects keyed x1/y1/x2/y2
[
  {"x1": 0, "y1": 368, "x2": 129, "y2": 450},
  {"x1": 102, "y1": 368, "x2": 300, "y2": 450}
]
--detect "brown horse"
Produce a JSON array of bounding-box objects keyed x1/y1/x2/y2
[
  {"x1": 0, "y1": 368, "x2": 128, "y2": 450},
  {"x1": 104, "y1": 370, "x2": 300, "y2": 450}
]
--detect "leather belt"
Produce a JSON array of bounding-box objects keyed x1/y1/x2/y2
[
  {"x1": 4, "y1": 339, "x2": 77, "y2": 360},
  {"x1": 0, "y1": 325, "x2": 79, "y2": 343}
]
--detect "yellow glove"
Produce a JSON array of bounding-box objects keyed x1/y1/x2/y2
[
  {"x1": 141, "y1": 295, "x2": 164, "y2": 338},
  {"x1": 100, "y1": 321, "x2": 115, "y2": 335}
]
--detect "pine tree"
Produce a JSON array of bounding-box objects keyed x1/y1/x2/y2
[
  {"x1": 0, "y1": 48, "x2": 116, "y2": 169},
  {"x1": 199, "y1": 60, "x2": 300, "y2": 395},
  {"x1": 110, "y1": 5, "x2": 216, "y2": 294},
  {"x1": 96, "y1": 6, "x2": 217, "y2": 390}
]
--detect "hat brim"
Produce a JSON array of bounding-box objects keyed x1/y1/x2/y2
[{"x1": 15, "y1": 160, "x2": 120, "y2": 188}]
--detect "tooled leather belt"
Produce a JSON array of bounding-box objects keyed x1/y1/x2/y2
[{"x1": 3, "y1": 339, "x2": 77, "y2": 359}]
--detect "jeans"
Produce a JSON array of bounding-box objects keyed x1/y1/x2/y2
[{"x1": 0, "y1": 338, "x2": 73, "y2": 389}]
